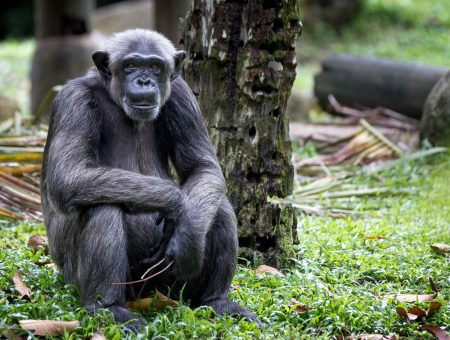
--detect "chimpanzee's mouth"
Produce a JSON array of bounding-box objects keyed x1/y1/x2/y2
[{"x1": 130, "y1": 104, "x2": 158, "y2": 110}]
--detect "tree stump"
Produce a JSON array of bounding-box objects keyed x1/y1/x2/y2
[
  {"x1": 181, "y1": 0, "x2": 301, "y2": 265},
  {"x1": 421, "y1": 71, "x2": 450, "y2": 146}
]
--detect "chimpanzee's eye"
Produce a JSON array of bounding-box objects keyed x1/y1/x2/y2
[
  {"x1": 150, "y1": 63, "x2": 161, "y2": 74},
  {"x1": 125, "y1": 63, "x2": 136, "y2": 70}
]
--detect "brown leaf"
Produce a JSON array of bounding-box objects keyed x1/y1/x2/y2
[
  {"x1": 429, "y1": 277, "x2": 440, "y2": 292},
  {"x1": 363, "y1": 236, "x2": 386, "y2": 240},
  {"x1": 396, "y1": 306, "x2": 428, "y2": 321},
  {"x1": 255, "y1": 265, "x2": 284, "y2": 277},
  {"x1": 153, "y1": 291, "x2": 178, "y2": 310},
  {"x1": 19, "y1": 320, "x2": 79, "y2": 336},
  {"x1": 419, "y1": 325, "x2": 450, "y2": 340},
  {"x1": 127, "y1": 291, "x2": 178, "y2": 312},
  {"x1": 345, "y1": 335, "x2": 397, "y2": 340},
  {"x1": 409, "y1": 306, "x2": 427, "y2": 319},
  {"x1": 288, "y1": 298, "x2": 308, "y2": 313},
  {"x1": 127, "y1": 298, "x2": 153, "y2": 312},
  {"x1": 395, "y1": 294, "x2": 437, "y2": 303},
  {"x1": 91, "y1": 330, "x2": 106, "y2": 340},
  {"x1": 12, "y1": 271, "x2": 30, "y2": 300},
  {"x1": 430, "y1": 243, "x2": 450, "y2": 255},
  {"x1": 428, "y1": 301, "x2": 442, "y2": 316},
  {"x1": 27, "y1": 235, "x2": 48, "y2": 255}
]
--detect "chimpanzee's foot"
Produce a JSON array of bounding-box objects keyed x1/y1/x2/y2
[
  {"x1": 107, "y1": 305, "x2": 147, "y2": 333},
  {"x1": 206, "y1": 299, "x2": 263, "y2": 328}
]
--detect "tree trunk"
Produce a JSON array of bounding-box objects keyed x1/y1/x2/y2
[
  {"x1": 154, "y1": 0, "x2": 189, "y2": 45},
  {"x1": 314, "y1": 54, "x2": 448, "y2": 119},
  {"x1": 181, "y1": 0, "x2": 301, "y2": 265},
  {"x1": 421, "y1": 71, "x2": 450, "y2": 146},
  {"x1": 31, "y1": 0, "x2": 98, "y2": 118}
]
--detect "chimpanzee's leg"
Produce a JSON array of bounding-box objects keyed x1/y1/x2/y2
[
  {"x1": 186, "y1": 198, "x2": 261, "y2": 325},
  {"x1": 75, "y1": 205, "x2": 147, "y2": 332}
]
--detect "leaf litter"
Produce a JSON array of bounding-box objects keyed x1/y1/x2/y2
[
  {"x1": 12, "y1": 270, "x2": 30, "y2": 300},
  {"x1": 276, "y1": 102, "x2": 447, "y2": 217}
]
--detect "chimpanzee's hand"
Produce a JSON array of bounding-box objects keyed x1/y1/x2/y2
[{"x1": 164, "y1": 215, "x2": 204, "y2": 280}]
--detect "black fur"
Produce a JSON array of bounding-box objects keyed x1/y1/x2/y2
[{"x1": 41, "y1": 29, "x2": 259, "y2": 331}]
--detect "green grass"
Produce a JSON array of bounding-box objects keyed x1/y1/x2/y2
[
  {"x1": 0, "y1": 2, "x2": 449, "y2": 337},
  {"x1": 1, "y1": 153, "x2": 449, "y2": 339}
]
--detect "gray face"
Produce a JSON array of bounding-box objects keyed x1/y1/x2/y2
[
  {"x1": 119, "y1": 52, "x2": 170, "y2": 121},
  {"x1": 92, "y1": 47, "x2": 173, "y2": 122}
]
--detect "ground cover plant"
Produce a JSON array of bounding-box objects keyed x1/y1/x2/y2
[
  {"x1": 1, "y1": 0, "x2": 449, "y2": 337},
  {"x1": 1, "y1": 151, "x2": 449, "y2": 339}
]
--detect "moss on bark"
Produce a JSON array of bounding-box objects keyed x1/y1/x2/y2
[{"x1": 181, "y1": 0, "x2": 301, "y2": 265}]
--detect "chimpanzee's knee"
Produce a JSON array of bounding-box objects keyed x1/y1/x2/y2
[{"x1": 187, "y1": 198, "x2": 238, "y2": 305}]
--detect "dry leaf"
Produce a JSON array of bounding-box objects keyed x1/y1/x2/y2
[
  {"x1": 19, "y1": 320, "x2": 79, "y2": 336},
  {"x1": 363, "y1": 236, "x2": 386, "y2": 240},
  {"x1": 288, "y1": 298, "x2": 308, "y2": 313},
  {"x1": 430, "y1": 243, "x2": 450, "y2": 255},
  {"x1": 255, "y1": 265, "x2": 284, "y2": 277},
  {"x1": 127, "y1": 291, "x2": 178, "y2": 311},
  {"x1": 127, "y1": 298, "x2": 153, "y2": 311},
  {"x1": 395, "y1": 294, "x2": 436, "y2": 303},
  {"x1": 419, "y1": 325, "x2": 450, "y2": 340},
  {"x1": 409, "y1": 306, "x2": 427, "y2": 319},
  {"x1": 27, "y1": 235, "x2": 48, "y2": 255},
  {"x1": 345, "y1": 335, "x2": 397, "y2": 340},
  {"x1": 13, "y1": 271, "x2": 30, "y2": 300},
  {"x1": 91, "y1": 330, "x2": 106, "y2": 340},
  {"x1": 396, "y1": 305, "x2": 430, "y2": 321},
  {"x1": 428, "y1": 301, "x2": 442, "y2": 316},
  {"x1": 429, "y1": 277, "x2": 440, "y2": 292},
  {"x1": 395, "y1": 306, "x2": 416, "y2": 321}
]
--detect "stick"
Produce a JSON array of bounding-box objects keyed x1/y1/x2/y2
[{"x1": 112, "y1": 261, "x2": 173, "y2": 285}]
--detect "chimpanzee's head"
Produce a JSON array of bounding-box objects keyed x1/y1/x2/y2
[{"x1": 92, "y1": 29, "x2": 186, "y2": 121}]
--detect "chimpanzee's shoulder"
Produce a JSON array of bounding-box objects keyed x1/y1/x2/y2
[{"x1": 59, "y1": 69, "x2": 104, "y2": 98}]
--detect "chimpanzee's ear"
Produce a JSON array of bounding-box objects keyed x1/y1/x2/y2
[
  {"x1": 92, "y1": 50, "x2": 111, "y2": 79},
  {"x1": 171, "y1": 50, "x2": 187, "y2": 80}
]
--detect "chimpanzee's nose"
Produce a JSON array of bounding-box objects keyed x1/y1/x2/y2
[{"x1": 136, "y1": 78, "x2": 151, "y2": 87}]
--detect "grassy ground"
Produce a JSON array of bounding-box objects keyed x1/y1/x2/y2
[
  {"x1": 1, "y1": 154, "x2": 449, "y2": 339},
  {"x1": 1, "y1": 0, "x2": 450, "y2": 338}
]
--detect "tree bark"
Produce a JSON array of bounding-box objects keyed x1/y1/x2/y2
[
  {"x1": 421, "y1": 71, "x2": 450, "y2": 146},
  {"x1": 181, "y1": 0, "x2": 301, "y2": 265},
  {"x1": 154, "y1": 0, "x2": 189, "y2": 45}
]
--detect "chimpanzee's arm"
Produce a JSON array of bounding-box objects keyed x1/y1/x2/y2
[
  {"x1": 42, "y1": 81, "x2": 183, "y2": 215},
  {"x1": 160, "y1": 77, "x2": 227, "y2": 277}
]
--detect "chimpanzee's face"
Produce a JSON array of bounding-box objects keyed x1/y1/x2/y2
[
  {"x1": 92, "y1": 44, "x2": 184, "y2": 121},
  {"x1": 117, "y1": 51, "x2": 171, "y2": 121}
]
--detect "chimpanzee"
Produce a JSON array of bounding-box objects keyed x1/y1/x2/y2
[{"x1": 41, "y1": 29, "x2": 259, "y2": 332}]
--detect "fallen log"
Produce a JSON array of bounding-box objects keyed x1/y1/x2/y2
[{"x1": 314, "y1": 54, "x2": 448, "y2": 119}]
